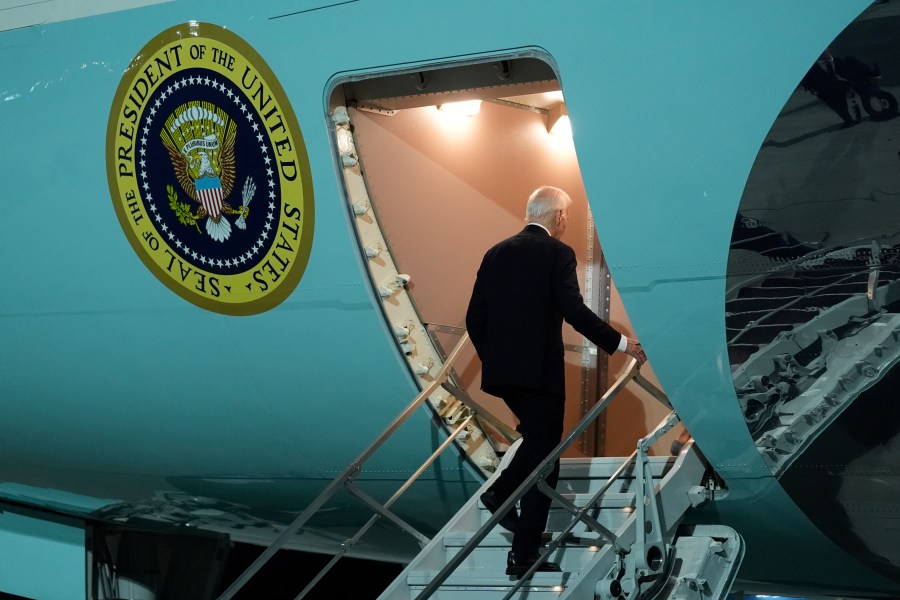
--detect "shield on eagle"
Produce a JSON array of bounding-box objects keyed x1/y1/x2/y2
[{"x1": 160, "y1": 102, "x2": 240, "y2": 242}]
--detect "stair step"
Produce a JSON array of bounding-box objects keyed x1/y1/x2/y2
[
  {"x1": 557, "y1": 457, "x2": 674, "y2": 482},
  {"x1": 443, "y1": 531, "x2": 607, "y2": 548},
  {"x1": 377, "y1": 444, "x2": 712, "y2": 600},
  {"x1": 444, "y1": 531, "x2": 514, "y2": 547},
  {"x1": 474, "y1": 512, "x2": 629, "y2": 538},
  {"x1": 477, "y1": 491, "x2": 636, "y2": 512},
  {"x1": 444, "y1": 531, "x2": 590, "y2": 547},
  {"x1": 407, "y1": 569, "x2": 570, "y2": 590},
  {"x1": 443, "y1": 540, "x2": 603, "y2": 572},
  {"x1": 553, "y1": 491, "x2": 636, "y2": 507},
  {"x1": 476, "y1": 492, "x2": 634, "y2": 535}
]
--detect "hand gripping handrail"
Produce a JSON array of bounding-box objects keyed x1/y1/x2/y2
[
  {"x1": 217, "y1": 332, "x2": 513, "y2": 600},
  {"x1": 415, "y1": 357, "x2": 673, "y2": 600}
]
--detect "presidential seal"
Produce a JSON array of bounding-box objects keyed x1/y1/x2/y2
[{"x1": 107, "y1": 22, "x2": 314, "y2": 315}]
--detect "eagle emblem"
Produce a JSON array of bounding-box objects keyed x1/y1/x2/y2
[{"x1": 160, "y1": 101, "x2": 255, "y2": 242}]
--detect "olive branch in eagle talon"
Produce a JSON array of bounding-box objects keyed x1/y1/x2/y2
[{"x1": 167, "y1": 184, "x2": 202, "y2": 234}]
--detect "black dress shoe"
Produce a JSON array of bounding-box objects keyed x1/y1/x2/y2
[
  {"x1": 506, "y1": 551, "x2": 562, "y2": 577},
  {"x1": 479, "y1": 489, "x2": 518, "y2": 532}
]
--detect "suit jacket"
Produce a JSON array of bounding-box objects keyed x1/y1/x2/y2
[{"x1": 465, "y1": 225, "x2": 622, "y2": 398}]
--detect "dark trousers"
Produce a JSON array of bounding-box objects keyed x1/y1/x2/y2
[{"x1": 489, "y1": 388, "x2": 564, "y2": 556}]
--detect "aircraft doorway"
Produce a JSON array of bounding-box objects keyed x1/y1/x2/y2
[{"x1": 327, "y1": 54, "x2": 662, "y2": 464}]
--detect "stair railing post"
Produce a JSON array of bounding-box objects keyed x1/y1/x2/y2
[{"x1": 632, "y1": 411, "x2": 681, "y2": 577}]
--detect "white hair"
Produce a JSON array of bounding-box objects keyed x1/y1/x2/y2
[{"x1": 525, "y1": 186, "x2": 572, "y2": 230}]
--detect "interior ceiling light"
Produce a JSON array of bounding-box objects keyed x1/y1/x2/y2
[
  {"x1": 547, "y1": 102, "x2": 571, "y2": 136},
  {"x1": 437, "y1": 99, "x2": 482, "y2": 116}
]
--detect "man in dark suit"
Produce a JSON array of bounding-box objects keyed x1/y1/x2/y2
[{"x1": 466, "y1": 185, "x2": 646, "y2": 576}]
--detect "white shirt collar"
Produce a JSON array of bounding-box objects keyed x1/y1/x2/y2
[{"x1": 526, "y1": 222, "x2": 552, "y2": 236}]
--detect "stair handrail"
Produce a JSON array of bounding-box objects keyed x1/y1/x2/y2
[
  {"x1": 415, "y1": 357, "x2": 673, "y2": 600},
  {"x1": 218, "y1": 332, "x2": 515, "y2": 600}
]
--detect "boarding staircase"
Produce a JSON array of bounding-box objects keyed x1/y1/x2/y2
[
  {"x1": 379, "y1": 443, "x2": 744, "y2": 599},
  {"x1": 216, "y1": 334, "x2": 743, "y2": 600},
  {"x1": 382, "y1": 403, "x2": 743, "y2": 599}
]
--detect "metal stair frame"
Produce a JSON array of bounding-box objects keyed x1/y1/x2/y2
[
  {"x1": 496, "y1": 412, "x2": 689, "y2": 600},
  {"x1": 215, "y1": 332, "x2": 516, "y2": 600},
  {"x1": 412, "y1": 358, "x2": 677, "y2": 599},
  {"x1": 588, "y1": 439, "x2": 708, "y2": 600}
]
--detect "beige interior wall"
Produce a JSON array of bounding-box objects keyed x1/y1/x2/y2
[{"x1": 349, "y1": 100, "x2": 676, "y2": 456}]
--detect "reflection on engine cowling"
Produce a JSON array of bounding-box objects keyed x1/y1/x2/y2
[
  {"x1": 729, "y1": 244, "x2": 900, "y2": 475},
  {"x1": 727, "y1": 1, "x2": 900, "y2": 477}
]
